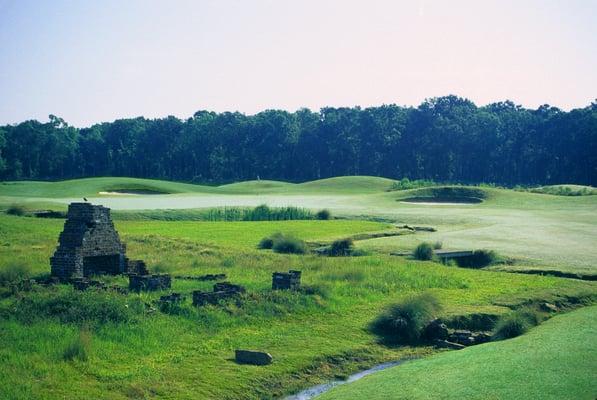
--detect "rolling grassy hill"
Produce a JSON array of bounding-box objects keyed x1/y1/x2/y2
[
  {"x1": 1, "y1": 177, "x2": 597, "y2": 275},
  {"x1": 320, "y1": 305, "x2": 597, "y2": 400}
]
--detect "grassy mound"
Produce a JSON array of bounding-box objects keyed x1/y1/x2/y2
[
  {"x1": 298, "y1": 176, "x2": 397, "y2": 193},
  {"x1": 0, "y1": 177, "x2": 216, "y2": 197},
  {"x1": 320, "y1": 306, "x2": 597, "y2": 400}
]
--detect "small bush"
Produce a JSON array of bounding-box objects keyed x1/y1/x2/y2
[
  {"x1": 272, "y1": 235, "x2": 307, "y2": 254},
  {"x1": 389, "y1": 178, "x2": 436, "y2": 191},
  {"x1": 258, "y1": 232, "x2": 284, "y2": 249},
  {"x1": 456, "y1": 249, "x2": 498, "y2": 268},
  {"x1": 370, "y1": 292, "x2": 442, "y2": 344},
  {"x1": 6, "y1": 205, "x2": 25, "y2": 216},
  {"x1": 0, "y1": 263, "x2": 32, "y2": 286},
  {"x1": 63, "y1": 329, "x2": 91, "y2": 362},
  {"x1": 432, "y1": 241, "x2": 443, "y2": 250},
  {"x1": 492, "y1": 308, "x2": 542, "y2": 340},
  {"x1": 328, "y1": 238, "x2": 354, "y2": 256},
  {"x1": 413, "y1": 242, "x2": 434, "y2": 261},
  {"x1": 316, "y1": 209, "x2": 331, "y2": 220}
]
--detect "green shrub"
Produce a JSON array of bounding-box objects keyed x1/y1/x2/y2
[
  {"x1": 370, "y1": 292, "x2": 442, "y2": 344},
  {"x1": 492, "y1": 308, "x2": 543, "y2": 340},
  {"x1": 456, "y1": 249, "x2": 498, "y2": 268},
  {"x1": 272, "y1": 235, "x2": 307, "y2": 254},
  {"x1": 316, "y1": 209, "x2": 331, "y2": 220},
  {"x1": 328, "y1": 238, "x2": 354, "y2": 256},
  {"x1": 6, "y1": 205, "x2": 25, "y2": 216},
  {"x1": 63, "y1": 329, "x2": 91, "y2": 362},
  {"x1": 258, "y1": 232, "x2": 283, "y2": 249},
  {"x1": 413, "y1": 242, "x2": 434, "y2": 261},
  {"x1": 389, "y1": 178, "x2": 436, "y2": 191},
  {"x1": 0, "y1": 263, "x2": 32, "y2": 286},
  {"x1": 432, "y1": 241, "x2": 443, "y2": 250}
]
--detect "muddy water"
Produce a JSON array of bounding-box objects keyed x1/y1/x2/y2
[{"x1": 283, "y1": 360, "x2": 406, "y2": 400}]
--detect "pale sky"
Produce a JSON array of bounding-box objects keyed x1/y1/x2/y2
[{"x1": 0, "y1": 0, "x2": 596, "y2": 127}]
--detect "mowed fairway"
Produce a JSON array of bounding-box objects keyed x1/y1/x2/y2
[
  {"x1": 320, "y1": 305, "x2": 597, "y2": 400},
  {"x1": 2, "y1": 176, "x2": 596, "y2": 274}
]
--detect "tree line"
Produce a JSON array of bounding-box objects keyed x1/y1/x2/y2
[{"x1": 0, "y1": 95, "x2": 595, "y2": 186}]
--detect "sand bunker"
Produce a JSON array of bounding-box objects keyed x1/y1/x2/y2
[
  {"x1": 98, "y1": 189, "x2": 167, "y2": 195},
  {"x1": 400, "y1": 196, "x2": 482, "y2": 206}
]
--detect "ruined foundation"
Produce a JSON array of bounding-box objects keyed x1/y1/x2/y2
[
  {"x1": 272, "y1": 270, "x2": 301, "y2": 290},
  {"x1": 50, "y1": 203, "x2": 126, "y2": 280}
]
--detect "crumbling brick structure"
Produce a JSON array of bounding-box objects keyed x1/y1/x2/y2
[
  {"x1": 129, "y1": 274, "x2": 172, "y2": 291},
  {"x1": 50, "y1": 203, "x2": 126, "y2": 280},
  {"x1": 272, "y1": 270, "x2": 301, "y2": 290},
  {"x1": 192, "y1": 282, "x2": 246, "y2": 306}
]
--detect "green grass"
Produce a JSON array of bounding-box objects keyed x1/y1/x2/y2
[
  {"x1": 528, "y1": 184, "x2": 597, "y2": 196},
  {"x1": 2, "y1": 177, "x2": 597, "y2": 275},
  {"x1": 0, "y1": 209, "x2": 595, "y2": 399},
  {"x1": 320, "y1": 305, "x2": 597, "y2": 400}
]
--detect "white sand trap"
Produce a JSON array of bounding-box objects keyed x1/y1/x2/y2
[
  {"x1": 400, "y1": 201, "x2": 475, "y2": 206},
  {"x1": 98, "y1": 191, "x2": 138, "y2": 196}
]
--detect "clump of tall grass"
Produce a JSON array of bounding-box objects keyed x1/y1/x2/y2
[
  {"x1": 413, "y1": 242, "x2": 435, "y2": 261},
  {"x1": 272, "y1": 235, "x2": 307, "y2": 255},
  {"x1": 202, "y1": 205, "x2": 314, "y2": 221},
  {"x1": 316, "y1": 209, "x2": 332, "y2": 220},
  {"x1": 258, "y1": 232, "x2": 307, "y2": 254},
  {"x1": 63, "y1": 328, "x2": 92, "y2": 362},
  {"x1": 389, "y1": 178, "x2": 436, "y2": 191},
  {"x1": 370, "y1": 292, "x2": 442, "y2": 344},
  {"x1": 492, "y1": 308, "x2": 544, "y2": 340},
  {"x1": 328, "y1": 238, "x2": 354, "y2": 256},
  {"x1": 0, "y1": 263, "x2": 32, "y2": 286},
  {"x1": 5, "y1": 204, "x2": 26, "y2": 216},
  {"x1": 456, "y1": 249, "x2": 498, "y2": 268}
]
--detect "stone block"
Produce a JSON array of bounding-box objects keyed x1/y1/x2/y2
[{"x1": 235, "y1": 350, "x2": 273, "y2": 365}]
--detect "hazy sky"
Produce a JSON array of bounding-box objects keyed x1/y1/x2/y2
[{"x1": 0, "y1": 0, "x2": 596, "y2": 127}]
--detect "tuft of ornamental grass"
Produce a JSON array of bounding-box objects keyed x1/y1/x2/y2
[
  {"x1": 258, "y1": 232, "x2": 307, "y2": 254},
  {"x1": 272, "y1": 235, "x2": 307, "y2": 255},
  {"x1": 63, "y1": 328, "x2": 92, "y2": 362},
  {"x1": 413, "y1": 242, "x2": 435, "y2": 261},
  {"x1": 370, "y1": 292, "x2": 442, "y2": 344},
  {"x1": 6, "y1": 204, "x2": 26, "y2": 216},
  {"x1": 491, "y1": 308, "x2": 544, "y2": 340},
  {"x1": 316, "y1": 209, "x2": 332, "y2": 220},
  {"x1": 328, "y1": 238, "x2": 354, "y2": 256},
  {"x1": 456, "y1": 249, "x2": 498, "y2": 268}
]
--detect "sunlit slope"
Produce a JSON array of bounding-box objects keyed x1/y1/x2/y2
[
  {"x1": 0, "y1": 175, "x2": 396, "y2": 197},
  {"x1": 297, "y1": 176, "x2": 396, "y2": 193},
  {"x1": 320, "y1": 305, "x2": 597, "y2": 400},
  {"x1": 0, "y1": 177, "x2": 219, "y2": 197}
]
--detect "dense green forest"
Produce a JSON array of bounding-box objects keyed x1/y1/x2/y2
[{"x1": 0, "y1": 96, "x2": 595, "y2": 185}]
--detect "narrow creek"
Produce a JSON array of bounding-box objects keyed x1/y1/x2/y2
[{"x1": 283, "y1": 360, "x2": 407, "y2": 400}]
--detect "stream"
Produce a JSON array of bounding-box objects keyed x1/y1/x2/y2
[{"x1": 283, "y1": 360, "x2": 406, "y2": 400}]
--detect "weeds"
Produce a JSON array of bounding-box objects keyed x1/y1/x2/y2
[
  {"x1": 492, "y1": 308, "x2": 544, "y2": 340},
  {"x1": 63, "y1": 328, "x2": 92, "y2": 362},
  {"x1": 5, "y1": 205, "x2": 25, "y2": 216},
  {"x1": 370, "y1": 292, "x2": 442, "y2": 344},
  {"x1": 413, "y1": 242, "x2": 434, "y2": 261}
]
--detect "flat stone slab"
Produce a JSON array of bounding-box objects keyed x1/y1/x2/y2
[{"x1": 235, "y1": 350, "x2": 273, "y2": 365}]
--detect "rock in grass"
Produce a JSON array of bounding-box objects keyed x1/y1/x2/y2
[{"x1": 235, "y1": 350, "x2": 273, "y2": 365}]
